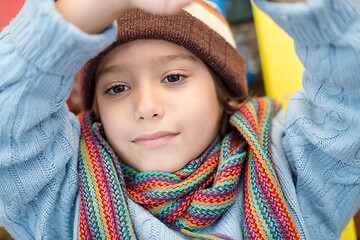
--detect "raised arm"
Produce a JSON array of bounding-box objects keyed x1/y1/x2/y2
[
  {"x1": 0, "y1": 0, "x2": 118, "y2": 238},
  {"x1": 253, "y1": 0, "x2": 360, "y2": 238},
  {"x1": 0, "y1": 0, "x2": 193, "y2": 239}
]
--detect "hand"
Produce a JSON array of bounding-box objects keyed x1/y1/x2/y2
[
  {"x1": 56, "y1": 0, "x2": 194, "y2": 34},
  {"x1": 128, "y1": 0, "x2": 195, "y2": 15}
]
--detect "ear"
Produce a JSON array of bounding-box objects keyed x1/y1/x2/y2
[{"x1": 227, "y1": 99, "x2": 241, "y2": 110}]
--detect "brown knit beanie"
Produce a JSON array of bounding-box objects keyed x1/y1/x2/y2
[{"x1": 79, "y1": 0, "x2": 247, "y2": 111}]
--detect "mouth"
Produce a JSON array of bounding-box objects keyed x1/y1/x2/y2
[{"x1": 131, "y1": 131, "x2": 179, "y2": 148}]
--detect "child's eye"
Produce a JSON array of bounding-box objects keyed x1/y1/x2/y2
[
  {"x1": 106, "y1": 84, "x2": 130, "y2": 95},
  {"x1": 163, "y1": 74, "x2": 186, "y2": 83}
]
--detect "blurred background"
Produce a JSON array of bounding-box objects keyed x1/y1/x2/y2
[{"x1": 0, "y1": 0, "x2": 359, "y2": 239}]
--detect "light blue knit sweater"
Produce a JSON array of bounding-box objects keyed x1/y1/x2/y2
[{"x1": 1, "y1": 0, "x2": 360, "y2": 239}]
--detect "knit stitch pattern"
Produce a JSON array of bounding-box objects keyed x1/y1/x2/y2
[
  {"x1": 78, "y1": 97, "x2": 300, "y2": 239},
  {"x1": 121, "y1": 133, "x2": 244, "y2": 231},
  {"x1": 230, "y1": 98, "x2": 299, "y2": 239},
  {"x1": 78, "y1": 113, "x2": 136, "y2": 240}
]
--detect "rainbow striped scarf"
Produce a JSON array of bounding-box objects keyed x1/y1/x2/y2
[{"x1": 78, "y1": 97, "x2": 300, "y2": 240}]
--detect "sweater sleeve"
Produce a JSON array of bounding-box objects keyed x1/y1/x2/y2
[
  {"x1": 0, "y1": 0, "x2": 116, "y2": 239},
  {"x1": 252, "y1": 0, "x2": 360, "y2": 238}
]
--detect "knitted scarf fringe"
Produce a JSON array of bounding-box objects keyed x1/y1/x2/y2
[{"x1": 78, "y1": 97, "x2": 300, "y2": 240}]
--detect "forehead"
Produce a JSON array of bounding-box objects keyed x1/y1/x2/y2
[{"x1": 96, "y1": 39, "x2": 202, "y2": 74}]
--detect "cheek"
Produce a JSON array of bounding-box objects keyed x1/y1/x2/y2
[
  {"x1": 97, "y1": 101, "x2": 129, "y2": 142},
  {"x1": 96, "y1": 91, "x2": 127, "y2": 127},
  {"x1": 180, "y1": 91, "x2": 223, "y2": 132},
  {"x1": 195, "y1": 88, "x2": 222, "y2": 115},
  {"x1": 100, "y1": 110, "x2": 131, "y2": 159},
  {"x1": 177, "y1": 94, "x2": 222, "y2": 160}
]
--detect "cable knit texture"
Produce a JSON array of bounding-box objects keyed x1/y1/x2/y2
[{"x1": 1, "y1": 0, "x2": 360, "y2": 239}]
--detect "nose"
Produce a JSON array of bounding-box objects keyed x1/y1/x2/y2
[{"x1": 134, "y1": 84, "x2": 164, "y2": 121}]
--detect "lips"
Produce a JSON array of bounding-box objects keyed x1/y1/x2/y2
[{"x1": 131, "y1": 131, "x2": 179, "y2": 148}]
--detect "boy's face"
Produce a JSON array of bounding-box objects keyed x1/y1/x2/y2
[{"x1": 95, "y1": 39, "x2": 223, "y2": 172}]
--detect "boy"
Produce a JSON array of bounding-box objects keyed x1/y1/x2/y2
[{"x1": 1, "y1": 0, "x2": 360, "y2": 239}]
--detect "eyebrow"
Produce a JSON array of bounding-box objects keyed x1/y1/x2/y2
[
  {"x1": 157, "y1": 53, "x2": 198, "y2": 64},
  {"x1": 97, "y1": 53, "x2": 198, "y2": 78},
  {"x1": 97, "y1": 65, "x2": 126, "y2": 79}
]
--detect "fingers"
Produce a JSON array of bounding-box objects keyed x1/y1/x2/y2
[
  {"x1": 129, "y1": 0, "x2": 195, "y2": 15},
  {"x1": 55, "y1": 0, "x2": 195, "y2": 34},
  {"x1": 163, "y1": 0, "x2": 195, "y2": 15}
]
